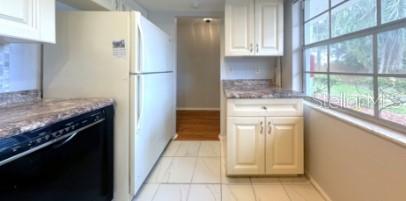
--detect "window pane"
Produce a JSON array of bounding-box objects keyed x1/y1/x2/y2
[
  {"x1": 330, "y1": 75, "x2": 374, "y2": 115},
  {"x1": 382, "y1": 0, "x2": 406, "y2": 23},
  {"x1": 305, "y1": 0, "x2": 329, "y2": 20},
  {"x1": 331, "y1": 0, "x2": 345, "y2": 7},
  {"x1": 305, "y1": 13, "x2": 329, "y2": 44},
  {"x1": 305, "y1": 73, "x2": 328, "y2": 101},
  {"x1": 305, "y1": 46, "x2": 328, "y2": 72},
  {"x1": 378, "y1": 28, "x2": 406, "y2": 74},
  {"x1": 330, "y1": 36, "x2": 373, "y2": 73},
  {"x1": 331, "y1": 0, "x2": 376, "y2": 37},
  {"x1": 379, "y1": 77, "x2": 406, "y2": 126}
]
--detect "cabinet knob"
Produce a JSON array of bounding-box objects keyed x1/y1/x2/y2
[
  {"x1": 250, "y1": 44, "x2": 253, "y2": 53},
  {"x1": 256, "y1": 44, "x2": 259, "y2": 53},
  {"x1": 262, "y1": 106, "x2": 267, "y2": 110}
]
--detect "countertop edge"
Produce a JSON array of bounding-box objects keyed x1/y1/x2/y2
[{"x1": 0, "y1": 98, "x2": 114, "y2": 140}]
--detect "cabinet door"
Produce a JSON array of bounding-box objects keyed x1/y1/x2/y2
[
  {"x1": 225, "y1": 0, "x2": 255, "y2": 56},
  {"x1": 255, "y1": 0, "x2": 284, "y2": 56},
  {"x1": 0, "y1": 0, "x2": 40, "y2": 41},
  {"x1": 227, "y1": 117, "x2": 265, "y2": 175},
  {"x1": 0, "y1": 0, "x2": 55, "y2": 43},
  {"x1": 266, "y1": 117, "x2": 303, "y2": 175}
]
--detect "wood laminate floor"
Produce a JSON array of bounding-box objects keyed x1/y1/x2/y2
[{"x1": 176, "y1": 110, "x2": 220, "y2": 141}]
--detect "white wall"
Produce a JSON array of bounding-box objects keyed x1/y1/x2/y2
[
  {"x1": 304, "y1": 105, "x2": 406, "y2": 201},
  {"x1": 222, "y1": 57, "x2": 277, "y2": 80},
  {"x1": 0, "y1": 44, "x2": 41, "y2": 93},
  {"x1": 177, "y1": 18, "x2": 220, "y2": 109}
]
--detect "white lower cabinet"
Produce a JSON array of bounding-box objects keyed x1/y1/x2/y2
[
  {"x1": 266, "y1": 117, "x2": 303, "y2": 175},
  {"x1": 227, "y1": 117, "x2": 265, "y2": 175},
  {"x1": 226, "y1": 99, "x2": 304, "y2": 175}
]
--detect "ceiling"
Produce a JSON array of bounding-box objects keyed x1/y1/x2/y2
[{"x1": 135, "y1": 0, "x2": 225, "y2": 13}]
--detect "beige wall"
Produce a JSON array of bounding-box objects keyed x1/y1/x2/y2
[
  {"x1": 304, "y1": 105, "x2": 406, "y2": 201},
  {"x1": 177, "y1": 17, "x2": 220, "y2": 109}
]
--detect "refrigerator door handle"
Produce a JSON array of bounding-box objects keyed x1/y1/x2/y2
[
  {"x1": 137, "y1": 76, "x2": 144, "y2": 130},
  {"x1": 137, "y1": 24, "x2": 144, "y2": 73}
]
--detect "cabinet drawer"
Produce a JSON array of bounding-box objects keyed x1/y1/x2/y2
[{"x1": 227, "y1": 99, "x2": 303, "y2": 117}]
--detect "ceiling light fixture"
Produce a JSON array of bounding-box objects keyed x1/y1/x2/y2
[{"x1": 203, "y1": 18, "x2": 213, "y2": 23}]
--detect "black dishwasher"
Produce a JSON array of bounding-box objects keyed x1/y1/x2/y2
[{"x1": 0, "y1": 106, "x2": 114, "y2": 201}]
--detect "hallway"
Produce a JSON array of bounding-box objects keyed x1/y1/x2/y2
[{"x1": 176, "y1": 111, "x2": 220, "y2": 140}]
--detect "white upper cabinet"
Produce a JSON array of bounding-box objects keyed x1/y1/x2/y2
[
  {"x1": 225, "y1": 0, "x2": 284, "y2": 56},
  {"x1": 255, "y1": 0, "x2": 284, "y2": 56},
  {"x1": 225, "y1": 0, "x2": 255, "y2": 56},
  {"x1": 0, "y1": 0, "x2": 55, "y2": 43},
  {"x1": 58, "y1": 0, "x2": 116, "y2": 11}
]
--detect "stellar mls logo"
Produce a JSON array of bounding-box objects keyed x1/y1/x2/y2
[{"x1": 310, "y1": 93, "x2": 404, "y2": 111}]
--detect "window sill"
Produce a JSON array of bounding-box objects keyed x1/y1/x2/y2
[{"x1": 304, "y1": 100, "x2": 406, "y2": 148}]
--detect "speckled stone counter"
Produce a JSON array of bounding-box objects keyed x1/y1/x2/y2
[
  {"x1": 0, "y1": 98, "x2": 114, "y2": 140},
  {"x1": 0, "y1": 90, "x2": 41, "y2": 108},
  {"x1": 223, "y1": 79, "x2": 304, "y2": 99}
]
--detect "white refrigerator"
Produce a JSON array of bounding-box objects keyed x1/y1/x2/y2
[{"x1": 43, "y1": 11, "x2": 175, "y2": 201}]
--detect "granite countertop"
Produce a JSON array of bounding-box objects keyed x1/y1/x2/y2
[
  {"x1": 223, "y1": 79, "x2": 305, "y2": 99},
  {"x1": 0, "y1": 98, "x2": 114, "y2": 140}
]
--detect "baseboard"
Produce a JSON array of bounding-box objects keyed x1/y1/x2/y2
[
  {"x1": 173, "y1": 133, "x2": 178, "y2": 140},
  {"x1": 177, "y1": 107, "x2": 220, "y2": 111},
  {"x1": 305, "y1": 172, "x2": 334, "y2": 201},
  {"x1": 218, "y1": 135, "x2": 225, "y2": 141}
]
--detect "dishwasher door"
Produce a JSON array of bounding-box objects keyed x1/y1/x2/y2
[{"x1": 0, "y1": 108, "x2": 114, "y2": 201}]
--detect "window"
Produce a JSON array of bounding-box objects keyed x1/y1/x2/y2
[
  {"x1": 304, "y1": 0, "x2": 328, "y2": 20},
  {"x1": 304, "y1": 0, "x2": 406, "y2": 128},
  {"x1": 331, "y1": 0, "x2": 376, "y2": 37},
  {"x1": 377, "y1": 28, "x2": 406, "y2": 125},
  {"x1": 329, "y1": 36, "x2": 373, "y2": 73},
  {"x1": 305, "y1": 13, "x2": 329, "y2": 44},
  {"x1": 382, "y1": 0, "x2": 406, "y2": 23}
]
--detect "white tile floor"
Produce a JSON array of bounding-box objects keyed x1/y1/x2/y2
[{"x1": 134, "y1": 140, "x2": 326, "y2": 201}]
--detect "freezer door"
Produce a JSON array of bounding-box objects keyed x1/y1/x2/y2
[
  {"x1": 133, "y1": 14, "x2": 173, "y2": 73},
  {"x1": 130, "y1": 72, "x2": 175, "y2": 195}
]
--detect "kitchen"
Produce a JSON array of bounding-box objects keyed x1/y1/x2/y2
[{"x1": 0, "y1": 0, "x2": 405, "y2": 201}]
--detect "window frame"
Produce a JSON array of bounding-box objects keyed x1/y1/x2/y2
[{"x1": 301, "y1": 0, "x2": 406, "y2": 133}]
